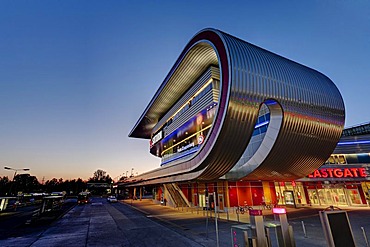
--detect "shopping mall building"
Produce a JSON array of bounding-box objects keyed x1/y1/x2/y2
[{"x1": 123, "y1": 28, "x2": 368, "y2": 208}]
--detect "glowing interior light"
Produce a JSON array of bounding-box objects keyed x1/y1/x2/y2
[{"x1": 254, "y1": 120, "x2": 269, "y2": 129}]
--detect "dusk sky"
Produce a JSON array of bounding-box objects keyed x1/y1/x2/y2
[{"x1": 0, "y1": 1, "x2": 369, "y2": 182}]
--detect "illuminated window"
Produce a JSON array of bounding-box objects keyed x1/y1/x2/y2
[
  {"x1": 328, "y1": 156, "x2": 335, "y2": 164},
  {"x1": 338, "y1": 155, "x2": 346, "y2": 164}
]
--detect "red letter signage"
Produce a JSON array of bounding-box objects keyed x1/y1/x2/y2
[{"x1": 308, "y1": 167, "x2": 368, "y2": 179}]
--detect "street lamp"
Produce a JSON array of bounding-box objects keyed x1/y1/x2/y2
[{"x1": 4, "y1": 166, "x2": 30, "y2": 195}]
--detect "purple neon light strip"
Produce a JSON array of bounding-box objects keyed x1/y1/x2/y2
[{"x1": 337, "y1": 140, "x2": 370, "y2": 145}]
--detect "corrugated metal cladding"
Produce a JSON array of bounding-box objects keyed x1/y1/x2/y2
[{"x1": 126, "y1": 28, "x2": 345, "y2": 186}]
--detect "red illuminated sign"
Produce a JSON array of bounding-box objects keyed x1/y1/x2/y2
[
  {"x1": 308, "y1": 168, "x2": 367, "y2": 178},
  {"x1": 198, "y1": 135, "x2": 204, "y2": 145},
  {"x1": 249, "y1": 209, "x2": 263, "y2": 216}
]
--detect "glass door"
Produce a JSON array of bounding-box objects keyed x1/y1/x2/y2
[
  {"x1": 218, "y1": 194, "x2": 225, "y2": 211},
  {"x1": 283, "y1": 191, "x2": 295, "y2": 206}
]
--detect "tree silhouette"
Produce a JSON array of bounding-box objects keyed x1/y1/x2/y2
[
  {"x1": 89, "y1": 169, "x2": 112, "y2": 183},
  {"x1": 13, "y1": 174, "x2": 40, "y2": 193}
]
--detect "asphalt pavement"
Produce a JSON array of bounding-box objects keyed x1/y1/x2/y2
[{"x1": 1, "y1": 197, "x2": 370, "y2": 247}]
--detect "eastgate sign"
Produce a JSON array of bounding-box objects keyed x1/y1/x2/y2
[{"x1": 308, "y1": 167, "x2": 367, "y2": 179}]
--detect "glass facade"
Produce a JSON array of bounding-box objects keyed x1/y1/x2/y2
[
  {"x1": 301, "y1": 182, "x2": 367, "y2": 207},
  {"x1": 149, "y1": 78, "x2": 219, "y2": 166},
  {"x1": 231, "y1": 104, "x2": 271, "y2": 169},
  {"x1": 342, "y1": 122, "x2": 370, "y2": 137},
  {"x1": 160, "y1": 106, "x2": 216, "y2": 165},
  {"x1": 325, "y1": 153, "x2": 370, "y2": 165}
]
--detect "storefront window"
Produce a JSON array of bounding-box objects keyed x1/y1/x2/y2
[
  {"x1": 294, "y1": 185, "x2": 307, "y2": 205},
  {"x1": 274, "y1": 182, "x2": 307, "y2": 206},
  {"x1": 274, "y1": 184, "x2": 284, "y2": 205},
  {"x1": 347, "y1": 189, "x2": 362, "y2": 205},
  {"x1": 307, "y1": 189, "x2": 319, "y2": 205},
  {"x1": 361, "y1": 182, "x2": 370, "y2": 205},
  {"x1": 331, "y1": 188, "x2": 347, "y2": 206},
  {"x1": 318, "y1": 189, "x2": 331, "y2": 205}
]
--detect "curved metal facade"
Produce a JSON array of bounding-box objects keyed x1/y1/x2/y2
[{"x1": 128, "y1": 28, "x2": 345, "y2": 185}]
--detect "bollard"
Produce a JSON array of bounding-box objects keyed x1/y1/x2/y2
[
  {"x1": 236, "y1": 207, "x2": 240, "y2": 223},
  {"x1": 206, "y1": 207, "x2": 209, "y2": 239},
  {"x1": 301, "y1": 221, "x2": 308, "y2": 238},
  {"x1": 362, "y1": 227, "x2": 369, "y2": 247},
  {"x1": 266, "y1": 227, "x2": 272, "y2": 247},
  {"x1": 274, "y1": 207, "x2": 294, "y2": 247},
  {"x1": 226, "y1": 207, "x2": 229, "y2": 221},
  {"x1": 243, "y1": 230, "x2": 249, "y2": 247},
  {"x1": 214, "y1": 192, "x2": 219, "y2": 247},
  {"x1": 288, "y1": 225, "x2": 296, "y2": 247},
  {"x1": 250, "y1": 210, "x2": 268, "y2": 247}
]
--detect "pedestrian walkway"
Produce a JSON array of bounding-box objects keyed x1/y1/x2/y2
[
  {"x1": 1, "y1": 198, "x2": 369, "y2": 246},
  {"x1": 123, "y1": 199, "x2": 370, "y2": 247},
  {"x1": 0, "y1": 198, "x2": 206, "y2": 247},
  {"x1": 123, "y1": 198, "x2": 313, "y2": 224}
]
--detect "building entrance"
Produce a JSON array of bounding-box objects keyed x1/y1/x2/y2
[{"x1": 218, "y1": 194, "x2": 225, "y2": 211}]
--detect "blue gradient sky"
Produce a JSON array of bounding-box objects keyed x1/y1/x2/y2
[{"x1": 1, "y1": 1, "x2": 369, "y2": 181}]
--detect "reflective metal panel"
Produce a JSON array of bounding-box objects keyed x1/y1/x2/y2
[{"x1": 127, "y1": 28, "x2": 345, "y2": 185}]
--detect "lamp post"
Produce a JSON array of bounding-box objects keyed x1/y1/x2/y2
[{"x1": 4, "y1": 166, "x2": 30, "y2": 196}]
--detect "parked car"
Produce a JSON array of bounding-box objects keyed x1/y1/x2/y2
[{"x1": 107, "y1": 196, "x2": 118, "y2": 203}]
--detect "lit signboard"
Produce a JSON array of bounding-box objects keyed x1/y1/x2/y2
[
  {"x1": 249, "y1": 209, "x2": 263, "y2": 216},
  {"x1": 151, "y1": 131, "x2": 163, "y2": 145},
  {"x1": 272, "y1": 207, "x2": 286, "y2": 214},
  {"x1": 308, "y1": 167, "x2": 367, "y2": 179}
]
